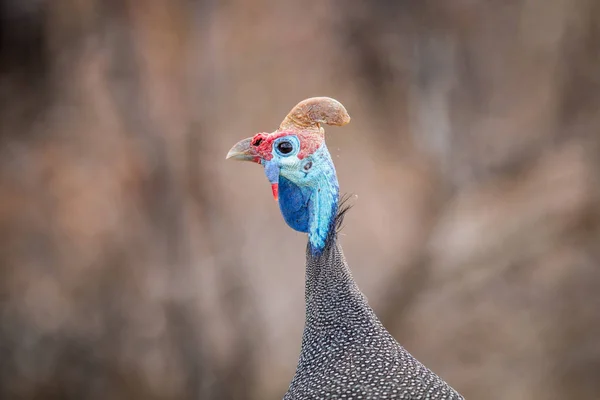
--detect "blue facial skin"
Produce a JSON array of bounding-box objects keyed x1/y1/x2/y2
[{"x1": 262, "y1": 135, "x2": 339, "y2": 254}]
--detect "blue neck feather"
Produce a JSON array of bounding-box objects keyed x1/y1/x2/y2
[{"x1": 277, "y1": 145, "x2": 339, "y2": 255}]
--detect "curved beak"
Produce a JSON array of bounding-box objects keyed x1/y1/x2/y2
[{"x1": 226, "y1": 137, "x2": 260, "y2": 163}]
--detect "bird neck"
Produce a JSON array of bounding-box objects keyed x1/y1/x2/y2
[
  {"x1": 302, "y1": 239, "x2": 378, "y2": 335},
  {"x1": 307, "y1": 183, "x2": 339, "y2": 254},
  {"x1": 305, "y1": 237, "x2": 353, "y2": 296},
  {"x1": 277, "y1": 145, "x2": 339, "y2": 255}
]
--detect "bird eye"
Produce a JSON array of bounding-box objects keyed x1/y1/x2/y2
[{"x1": 277, "y1": 141, "x2": 294, "y2": 155}]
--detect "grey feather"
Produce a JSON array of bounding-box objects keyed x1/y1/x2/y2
[{"x1": 283, "y1": 239, "x2": 464, "y2": 400}]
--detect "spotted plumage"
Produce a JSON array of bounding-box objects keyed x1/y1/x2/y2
[
  {"x1": 227, "y1": 97, "x2": 464, "y2": 399},
  {"x1": 284, "y1": 239, "x2": 463, "y2": 399}
]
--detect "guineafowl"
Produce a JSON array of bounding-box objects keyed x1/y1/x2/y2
[{"x1": 227, "y1": 97, "x2": 464, "y2": 400}]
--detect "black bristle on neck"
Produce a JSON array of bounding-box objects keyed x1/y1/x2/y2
[{"x1": 335, "y1": 193, "x2": 354, "y2": 233}]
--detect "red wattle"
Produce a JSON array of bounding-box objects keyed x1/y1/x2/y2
[{"x1": 271, "y1": 183, "x2": 279, "y2": 201}]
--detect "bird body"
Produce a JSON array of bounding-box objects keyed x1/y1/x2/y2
[
  {"x1": 227, "y1": 97, "x2": 464, "y2": 399},
  {"x1": 285, "y1": 241, "x2": 462, "y2": 399}
]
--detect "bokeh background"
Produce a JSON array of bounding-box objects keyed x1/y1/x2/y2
[{"x1": 1, "y1": 1, "x2": 600, "y2": 399}]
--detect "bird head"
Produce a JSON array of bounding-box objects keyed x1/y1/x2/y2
[{"x1": 226, "y1": 97, "x2": 351, "y2": 253}]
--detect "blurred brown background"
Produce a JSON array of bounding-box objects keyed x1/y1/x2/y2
[{"x1": 1, "y1": 1, "x2": 599, "y2": 399}]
